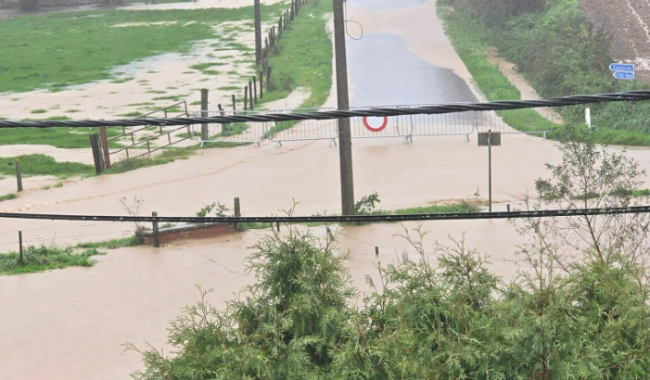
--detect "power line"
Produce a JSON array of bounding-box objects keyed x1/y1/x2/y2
[
  {"x1": 0, "y1": 91, "x2": 648, "y2": 128},
  {"x1": 0, "y1": 206, "x2": 648, "y2": 224}
]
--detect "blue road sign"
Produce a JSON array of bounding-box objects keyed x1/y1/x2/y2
[
  {"x1": 610, "y1": 63, "x2": 635, "y2": 72},
  {"x1": 613, "y1": 71, "x2": 635, "y2": 80}
]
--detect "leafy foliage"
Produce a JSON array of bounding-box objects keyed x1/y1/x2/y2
[{"x1": 442, "y1": 0, "x2": 650, "y2": 145}]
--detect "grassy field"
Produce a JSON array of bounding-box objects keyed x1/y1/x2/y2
[
  {"x1": 0, "y1": 5, "x2": 284, "y2": 94},
  {"x1": 0, "y1": 245, "x2": 105, "y2": 275},
  {"x1": 260, "y1": 0, "x2": 333, "y2": 109},
  {"x1": 0, "y1": 154, "x2": 94, "y2": 178},
  {"x1": 0, "y1": 125, "x2": 124, "y2": 149}
]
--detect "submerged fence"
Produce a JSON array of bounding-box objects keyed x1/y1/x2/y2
[{"x1": 187, "y1": 103, "x2": 559, "y2": 145}]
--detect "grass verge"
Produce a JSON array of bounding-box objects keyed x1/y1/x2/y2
[
  {"x1": 439, "y1": 2, "x2": 650, "y2": 146},
  {"x1": 256, "y1": 0, "x2": 333, "y2": 137},
  {"x1": 243, "y1": 200, "x2": 481, "y2": 230},
  {"x1": 0, "y1": 125, "x2": 122, "y2": 149},
  {"x1": 0, "y1": 246, "x2": 105, "y2": 275},
  {"x1": 1, "y1": 155, "x2": 94, "y2": 178},
  {"x1": 76, "y1": 235, "x2": 142, "y2": 249}
]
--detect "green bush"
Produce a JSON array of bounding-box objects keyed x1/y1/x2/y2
[
  {"x1": 444, "y1": 0, "x2": 650, "y2": 144},
  {"x1": 130, "y1": 134, "x2": 650, "y2": 378}
]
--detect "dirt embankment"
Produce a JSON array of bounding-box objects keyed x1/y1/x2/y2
[{"x1": 579, "y1": 0, "x2": 650, "y2": 80}]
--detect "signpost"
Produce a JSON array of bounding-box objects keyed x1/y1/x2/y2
[
  {"x1": 609, "y1": 63, "x2": 635, "y2": 72},
  {"x1": 610, "y1": 63, "x2": 636, "y2": 90},
  {"x1": 613, "y1": 71, "x2": 635, "y2": 80},
  {"x1": 478, "y1": 131, "x2": 501, "y2": 212}
]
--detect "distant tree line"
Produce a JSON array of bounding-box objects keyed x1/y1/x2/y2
[{"x1": 441, "y1": 0, "x2": 548, "y2": 26}]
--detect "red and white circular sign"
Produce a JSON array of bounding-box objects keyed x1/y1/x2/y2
[{"x1": 363, "y1": 115, "x2": 388, "y2": 132}]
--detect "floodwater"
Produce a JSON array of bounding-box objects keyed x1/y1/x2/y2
[
  {"x1": 0, "y1": 222, "x2": 529, "y2": 380},
  {"x1": 2, "y1": 0, "x2": 650, "y2": 379},
  {"x1": 346, "y1": 0, "x2": 427, "y2": 12},
  {"x1": 345, "y1": 0, "x2": 485, "y2": 102},
  {"x1": 348, "y1": 32, "x2": 478, "y2": 106}
]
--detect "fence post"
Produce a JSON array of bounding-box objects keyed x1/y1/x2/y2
[
  {"x1": 253, "y1": 77, "x2": 258, "y2": 104},
  {"x1": 152, "y1": 211, "x2": 160, "y2": 248},
  {"x1": 18, "y1": 231, "x2": 24, "y2": 265},
  {"x1": 267, "y1": 66, "x2": 273, "y2": 91},
  {"x1": 249, "y1": 81, "x2": 254, "y2": 110},
  {"x1": 234, "y1": 197, "x2": 242, "y2": 232},
  {"x1": 254, "y1": 0, "x2": 262, "y2": 65},
  {"x1": 14, "y1": 159, "x2": 22, "y2": 192},
  {"x1": 291, "y1": 0, "x2": 294, "y2": 21},
  {"x1": 99, "y1": 126, "x2": 111, "y2": 169},
  {"x1": 232, "y1": 94, "x2": 237, "y2": 112},
  {"x1": 244, "y1": 86, "x2": 248, "y2": 111},
  {"x1": 201, "y1": 89, "x2": 209, "y2": 141},
  {"x1": 89, "y1": 133, "x2": 103, "y2": 175},
  {"x1": 218, "y1": 104, "x2": 225, "y2": 134},
  {"x1": 260, "y1": 72, "x2": 264, "y2": 99}
]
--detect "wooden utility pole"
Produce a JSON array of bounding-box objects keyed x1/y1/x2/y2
[
  {"x1": 254, "y1": 0, "x2": 262, "y2": 65},
  {"x1": 333, "y1": 0, "x2": 355, "y2": 215}
]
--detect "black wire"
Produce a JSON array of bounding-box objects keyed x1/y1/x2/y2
[
  {"x1": 0, "y1": 206, "x2": 648, "y2": 224},
  {"x1": 0, "y1": 91, "x2": 647, "y2": 128},
  {"x1": 344, "y1": 0, "x2": 364, "y2": 41}
]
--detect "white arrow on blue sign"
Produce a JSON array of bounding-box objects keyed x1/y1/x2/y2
[
  {"x1": 613, "y1": 71, "x2": 635, "y2": 80},
  {"x1": 610, "y1": 63, "x2": 635, "y2": 72}
]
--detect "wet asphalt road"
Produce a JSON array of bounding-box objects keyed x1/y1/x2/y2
[{"x1": 346, "y1": 0, "x2": 478, "y2": 107}]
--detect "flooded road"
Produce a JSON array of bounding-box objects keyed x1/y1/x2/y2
[
  {"x1": 345, "y1": 0, "x2": 483, "y2": 105},
  {"x1": 348, "y1": 32, "x2": 478, "y2": 106}
]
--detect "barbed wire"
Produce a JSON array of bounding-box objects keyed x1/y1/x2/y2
[{"x1": 0, "y1": 91, "x2": 648, "y2": 128}]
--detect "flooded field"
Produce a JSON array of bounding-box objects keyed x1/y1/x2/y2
[{"x1": 2, "y1": 0, "x2": 650, "y2": 379}]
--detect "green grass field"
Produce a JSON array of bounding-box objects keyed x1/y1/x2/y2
[
  {"x1": 0, "y1": 245, "x2": 105, "y2": 275},
  {"x1": 0, "y1": 5, "x2": 284, "y2": 94},
  {"x1": 0, "y1": 155, "x2": 95, "y2": 178}
]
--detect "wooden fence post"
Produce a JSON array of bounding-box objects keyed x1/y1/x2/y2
[
  {"x1": 232, "y1": 94, "x2": 237, "y2": 112},
  {"x1": 260, "y1": 72, "x2": 264, "y2": 99},
  {"x1": 253, "y1": 77, "x2": 258, "y2": 104},
  {"x1": 99, "y1": 126, "x2": 111, "y2": 169},
  {"x1": 218, "y1": 104, "x2": 225, "y2": 134},
  {"x1": 89, "y1": 133, "x2": 103, "y2": 175},
  {"x1": 201, "y1": 88, "x2": 209, "y2": 141},
  {"x1": 267, "y1": 66, "x2": 273, "y2": 91},
  {"x1": 152, "y1": 211, "x2": 160, "y2": 248},
  {"x1": 234, "y1": 197, "x2": 241, "y2": 232},
  {"x1": 249, "y1": 81, "x2": 254, "y2": 110},
  {"x1": 14, "y1": 159, "x2": 22, "y2": 192},
  {"x1": 244, "y1": 86, "x2": 248, "y2": 111},
  {"x1": 18, "y1": 231, "x2": 24, "y2": 265}
]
